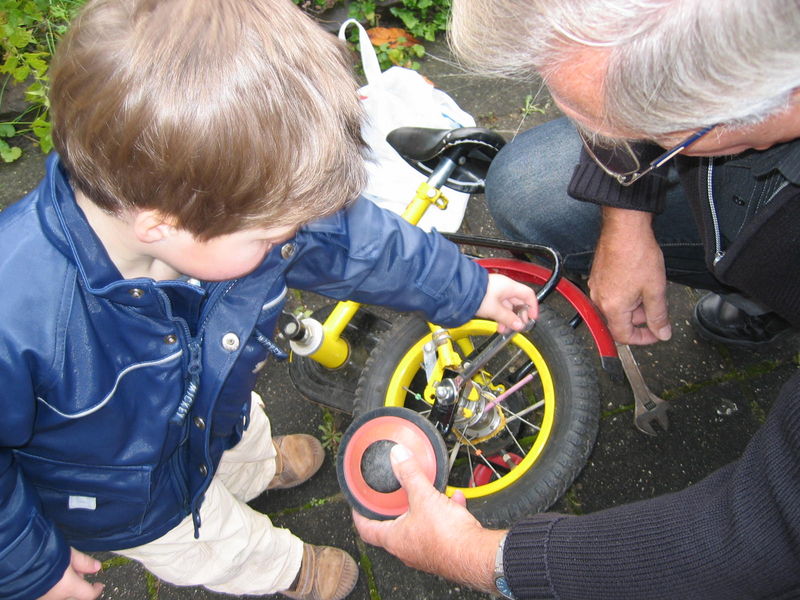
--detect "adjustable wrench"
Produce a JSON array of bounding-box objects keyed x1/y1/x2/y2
[{"x1": 616, "y1": 343, "x2": 670, "y2": 436}]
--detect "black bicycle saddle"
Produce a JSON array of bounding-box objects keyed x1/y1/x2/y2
[{"x1": 386, "y1": 126, "x2": 506, "y2": 193}]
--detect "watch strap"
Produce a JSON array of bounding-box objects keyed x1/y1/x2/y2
[{"x1": 493, "y1": 532, "x2": 515, "y2": 599}]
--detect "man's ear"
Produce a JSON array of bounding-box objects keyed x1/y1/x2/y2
[{"x1": 132, "y1": 209, "x2": 178, "y2": 243}]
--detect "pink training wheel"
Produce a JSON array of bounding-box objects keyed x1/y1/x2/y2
[{"x1": 337, "y1": 406, "x2": 448, "y2": 520}]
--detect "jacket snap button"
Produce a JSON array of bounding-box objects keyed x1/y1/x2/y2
[
  {"x1": 164, "y1": 334, "x2": 178, "y2": 344},
  {"x1": 222, "y1": 333, "x2": 240, "y2": 351},
  {"x1": 198, "y1": 463, "x2": 208, "y2": 477},
  {"x1": 280, "y1": 243, "x2": 296, "y2": 259},
  {"x1": 193, "y1": 416, "x2": 206, "y2": 430},
  {"x1": 129, "y1": 288, "x2": 145, "y2": 298}
]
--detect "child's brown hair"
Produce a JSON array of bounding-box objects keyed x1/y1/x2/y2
[{"x1": 50, "y1": 0, "x2": 366, "y2": 239}]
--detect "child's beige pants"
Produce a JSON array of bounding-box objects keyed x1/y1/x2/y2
[{"x1": 116, "y1": 394, "x2": 305, "y2": 595}]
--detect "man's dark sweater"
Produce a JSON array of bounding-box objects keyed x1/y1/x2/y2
[{"x1": 505, "y1": 370, "x2": 800, "y2": 599}]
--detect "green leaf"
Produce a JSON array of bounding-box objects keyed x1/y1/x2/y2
[
  {"x1": 31, "y1": 111, "x2": 50, "y2": 138},
  {"x1": 348, "y1": 0, "x2": 377, "y2": 26},
  {"x1": 0, "y1": 139, "x2": 22, "y2": 162},
  {"x1": 1, "y1": 23, "x2": 17, "y2": 40},
  {"x1": 12, "y1": 63, "x2": 30, "y2": 82},
  {"x1": 22, "y1": 1, "x2": 44, "y2": 22},
  {"x1": 37, "y1": 131, "x2": 53, "y2": 153},
  {"x1": 49, "y1": 5, "x2": 67, "y2": 21},
  {"x1": 0, "y1": 123, "x2": 16, "y2": 137},
  {"x1": 23, "y1": 51, "x2": 48, "y2": 77},
  {"x1": 24, "y1": 79, "x2": 46, "y2": 101},
  {"x1": 0, "y1": 54, "x2": 19, "y2": 74},
  {"x1": 32, "y1": 113, "x2": 53, "y2": 152},
  {"x1": 9, "y1": 27, "x2": 34, "y2": 49},
  {"x1": 390, "y1": 7, "x2": 420, "y2": 31}
]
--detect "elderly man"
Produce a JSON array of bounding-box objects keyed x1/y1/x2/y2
[{"x1": 354, "y1": 1, "x2": 800, "y2": 599}]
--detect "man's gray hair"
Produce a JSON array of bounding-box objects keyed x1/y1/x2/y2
[{"x1": 450, "y1": 0, "x2": 800, "y2": 135}]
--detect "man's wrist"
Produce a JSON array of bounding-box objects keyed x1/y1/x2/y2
[
  {"x1": 601, "y1": 206, "x2": 653, "y2": 230},
  {"x1": 598, "y1": 206, "x2": 656, "y2": 253},
  {"x1": 465, "y1": 527, "x2": 507, "y2": 594}
]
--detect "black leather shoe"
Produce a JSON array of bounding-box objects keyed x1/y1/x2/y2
[{"x1": 692, "y1": 293, "x2": 794, "y2": 349}]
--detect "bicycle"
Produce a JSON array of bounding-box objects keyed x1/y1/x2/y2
[{"x1": 278, "y1": 126, "x2": 621, "y2": 527}]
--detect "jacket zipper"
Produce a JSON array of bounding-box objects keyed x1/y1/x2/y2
[
  {"x1": 706, "y1": 158, "x2": 726, "y2": 266},
  {"x1": 707, "y1": 159, "x2": 791, "y2": 269},
  {"x1": 171, "y1": 339, "x2": 202, "y2": 425},
  {"x1": 152, "y1": 286, "x2": 205, "y2": 426}
]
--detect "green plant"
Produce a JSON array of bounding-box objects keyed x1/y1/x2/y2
[
  {"x1": 388, "y1": 0, "x2": 450, "y2": 42},
  {"x1": 520, "y1": 94, "x2": 549, "y2": 118},
  {"x1": 513, "y1": 94, "x2": 551, "y2": 138},
  {"x1": 291, "y1": 0, "x2": 339, "y2": 14},
  {"x1": 372, "y1": 35, "x2": 425, "y2": 70},
  {"x1": 0, "y1": 0, "x2": 85, "y2": 162},
  {"x1": 318, "y1": 408, "x2": 343, "y2": 454},
  {"x1": 347, "y1": 0, "x2": 449, "y2": 71},
  {"x1": 349, "y1": 0, "x2": 451, "y2": 41}
]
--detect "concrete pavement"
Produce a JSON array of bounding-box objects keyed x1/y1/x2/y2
[{"x1": 1, "y1": 27, "x2": 797, "y2": 600}]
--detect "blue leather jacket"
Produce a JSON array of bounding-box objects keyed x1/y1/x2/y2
[{"x1": 0, "y1": 155, "x2": 487, "y2": 599}]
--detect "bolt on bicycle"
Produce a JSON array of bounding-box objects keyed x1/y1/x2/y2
[{"x1": 278, "y1": 126, "x2": 621, "y2": 527}]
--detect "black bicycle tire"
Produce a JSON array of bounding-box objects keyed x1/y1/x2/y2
[{"x1": 353, "y1": 304, "x2": 600, "y2": 527}]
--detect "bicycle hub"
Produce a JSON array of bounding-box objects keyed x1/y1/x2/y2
[{"x1": 431, "y1": 378, "x2": 459, "y2": 436}]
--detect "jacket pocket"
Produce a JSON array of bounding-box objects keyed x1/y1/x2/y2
[{"x1": 15, "y1": 452, "x2": 152, "y2": 539}]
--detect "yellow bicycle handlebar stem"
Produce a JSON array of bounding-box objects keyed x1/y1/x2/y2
[{"x1": 401, "y1": 182, "x2": 448, "y2": 224}]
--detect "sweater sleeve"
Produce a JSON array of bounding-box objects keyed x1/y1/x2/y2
[
  {"x1": 504, "y1": 371, "x2": 800, "y2": 600},
  {"x1": 568, "y1": 147, "x2": 668, "y2": 213}
]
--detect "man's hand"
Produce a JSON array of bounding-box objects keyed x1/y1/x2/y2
[
  {"x1": 476, "y1": 273, "x2": 539, "y2": 333},
  {"x1": 38, "y1": 548, "x2": 104, "y2": 600},
  {"x1": 352, "y1": 444, "x2": 506, "y2": 593},
  {"x1": 589, "y1": 207, "x2": 671, "y2": 345}
]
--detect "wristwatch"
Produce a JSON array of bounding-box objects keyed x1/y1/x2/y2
[{"x1": 493, "y1": 532, "x2": 516, "y2": 599}]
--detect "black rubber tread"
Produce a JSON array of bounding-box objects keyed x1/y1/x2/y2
[{"x1": 353, "y1": 304, "x2": 600, "y2": 528}]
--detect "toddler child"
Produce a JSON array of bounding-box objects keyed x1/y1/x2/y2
[{"x1": 0, "y1": 1, "x2": 537, "y2": 599}]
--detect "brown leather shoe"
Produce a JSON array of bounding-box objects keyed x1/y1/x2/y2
[
  {"x1": 268, "y1": 435, "x2": 325, "y2": 490},
  {"x1": 281, "y1": 544, "x2": 358, "y2": 600}
]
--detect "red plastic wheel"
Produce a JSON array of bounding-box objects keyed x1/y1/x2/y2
[{"x1": 337, "y1": 406, "x2": 448, "y2": 520}]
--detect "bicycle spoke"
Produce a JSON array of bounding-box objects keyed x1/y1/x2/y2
[
  {"x1": 448, "y1": 440, "x2": 462, "y2": 472},
  {"x1": 402, "y1": 386, "x2": 426, "y2": 404},
  {"x1": 467, "y1": 449, "x2": 475, "y2": 486},
  {"x1": 461, "y1": 435, "x2": 503, "y2": 479},
  {"x1": 487, "y1": 346, "x2": 526, "y2": 386},
  {"x1": 501, "y1": 400, "x2": 544, "y2": 430},
  {"x1": 504, "y1": 423, "x2": 527, "y2": 455}
]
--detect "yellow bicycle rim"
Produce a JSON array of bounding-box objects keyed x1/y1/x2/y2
[{"x1": 383, "y1": 319, "x2": 556, "y2": 499}]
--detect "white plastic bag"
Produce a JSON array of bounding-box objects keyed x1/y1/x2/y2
[{"x1": 339, "y1": 19, "x2": 475, "y2": 232}]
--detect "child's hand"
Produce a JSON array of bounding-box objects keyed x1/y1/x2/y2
[
  {"x1": 476, "y1": 273, "x2": 538, "y2": 333},
  {"x1": 38, "y1": 548, "x2": 104, "y2": 600}
]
